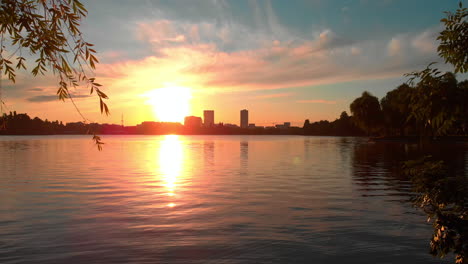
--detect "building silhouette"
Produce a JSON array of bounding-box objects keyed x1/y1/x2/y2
[
  {"x1": 275, "y1": 122, "x2": 291, "y2": 129},
  {"x1": 203, "y1": 110, "x2": 214, "y2": 127},
  {"x1": 240, "y1": 109, "x2": 248, "y2": 128},
  {"x1": 184, "y1": 116, "x2": 202, "y2": 128}
]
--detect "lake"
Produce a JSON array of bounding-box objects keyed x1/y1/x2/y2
[{"x1": 0, "y1": 135, "x2": 466, "y2": 263}]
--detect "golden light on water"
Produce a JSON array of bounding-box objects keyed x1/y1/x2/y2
[
  {"x1": 158, "y1": 135, "x2": 184, "y2": 206},
  {"x1": 145, "y1": 86, "x2": 192, "y2": 123}
]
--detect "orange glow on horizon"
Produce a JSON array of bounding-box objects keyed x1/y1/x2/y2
[{"x1": 145, "y1": 86, "x2": 192, "y2": 123}]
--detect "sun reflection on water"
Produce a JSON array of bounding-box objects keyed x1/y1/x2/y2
[{"x1": 158, "y1": 135, "x2": 184, "y2": 206}]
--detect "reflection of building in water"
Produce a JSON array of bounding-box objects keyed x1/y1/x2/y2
[
  {"x1": 304, "y1": 138, "x2": 311, "y2": 160},
  {"x1": 203, "y1": 110, "x2": 214, "y2": 127},
  {"x1": 203, "y1": 140, "x2": 215, "y2": 168},
  {"x1": 240, "y1": 141, "x2": 249, "y2": 173}
]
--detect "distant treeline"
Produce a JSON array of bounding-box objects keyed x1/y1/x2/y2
[
  {"x1": 0, "y1": 112, "x2": 67, "y2": 135},
  {"x1": 1, "y1": 73, "x2": 467, "y2": 137},
  {"x1": 302, "y1": 111, "x2": 364, "y2": 136},
  {"x1": 0, "y1": 112, "x2": 305, "y2": 135},
  {"x1": 304, "y1": 72, "x2": 468, "y2": 138}
]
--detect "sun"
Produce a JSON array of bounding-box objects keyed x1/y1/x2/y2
[{"x1": 146, "y1": 86, "x2": 192, "y2": 123}]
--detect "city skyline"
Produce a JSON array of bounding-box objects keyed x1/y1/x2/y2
[
  {"x1": 2, "y1": 1, "x2": 467, "y2": 127},
  {"x1": 1, "y1": 2, "x2": 467, "y2": 264}
]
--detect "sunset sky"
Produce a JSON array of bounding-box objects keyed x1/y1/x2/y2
[{"x1": 3, "y1": 0, "x2": 467, "y2": 126}]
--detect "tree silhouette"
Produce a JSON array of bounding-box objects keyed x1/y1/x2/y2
[
  {"x1": 402, "y1": 4, "x2": 468, "y2": 263},
  {"x1": 381, "y1": 84, "x2": 414, "y2": 136},
  {"x1": 407, "y1": 71, "x2": 461, "y2": 137},
  {"x1": 438, "y1": 2, "x2": 468, "y2": 73},
  {"x1": 303, "y1": 119, "x2": 310, "y2": 128},
  {"x1": 404, "y1": 157, "x2": 467, "y2": 264},
  {"x1": 0, "y1": 0, "x2": 108, "y2": 112},
  {"x1": 350, "y1": 91, "x2": 383, "y2": 136},
  {"x1": 457, "y1": 80, "x2": 468, "y2": 134},
  {"x1": 0, "y1": 0, "x2": 107, "y2": 148}
]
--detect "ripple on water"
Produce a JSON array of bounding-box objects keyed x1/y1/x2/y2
[{"x1": 0, "y1": 135, "x2": 461, "y2": 263}]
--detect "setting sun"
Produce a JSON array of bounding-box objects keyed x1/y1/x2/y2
[
  {"x1": 146, "y1": 86, "x2": 192, "y2": 123},
  {"x1": 3, "y1": 1, "x2": 468, "y2": 263}
]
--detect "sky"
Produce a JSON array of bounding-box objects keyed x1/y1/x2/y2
[{"x1": 2, "y1": 0, "x2": 467, "y2": 126}]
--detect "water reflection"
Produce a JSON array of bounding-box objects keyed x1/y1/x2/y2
[
  {"x1": 1, "y1": 135, "x2": 465, "y2": 264},
  {"x1": 203, "y1": 140, "x2": 214, "y2": 169},
  {"x1": 240, "y1": 140, "x2": 249, "y2": 173},
  {"x1": 351, "y1": 142, "x2": 467, "y2": 192},
  {"x1": 351, "y1": 140, "x2": 467, "y2": 263},
  {"x1": 158, "y1": 135, "x2": 183, "y2": 203},
  {"x1": 303, "y1": 138, "x2": 311, "y2": 160}
]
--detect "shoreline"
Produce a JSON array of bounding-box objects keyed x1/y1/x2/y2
[
  {"x1": 369, "y1": 136, "x2": 468, "y2": 143},
  {"x1": 2, "y1": 134, "x2": 467, "y2": 142}
]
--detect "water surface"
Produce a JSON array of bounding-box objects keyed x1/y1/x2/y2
[{"x1": 1, "y1": 135, "x2": 466, "y2": 263}]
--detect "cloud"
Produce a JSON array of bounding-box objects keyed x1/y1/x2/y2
[
  {"x1": 95, "y1": 21, "x2": 444, "y2": 100},
  {"x1": 27, "y1": 94, "x2": 91, "y2": 103},
  {"x1": 254, "y1": 92, "x2": 294, "y2": 99},
  {"x1": 411, "y1": 29, "x2": 438, "y2": 54},
  {"x1": 29, "y1": 88, "x2": 44, "y2": 92},
  {"x1": 98, "y1": 50, "x2": 128, "y2": 63},
  {"x1": 134, "y1": 17, "x2": 284, "y2": 55},
  {"x1": 296, "y1": 99, "x2": 337, "y2": 104},
  {"x1": 350, "y1": 46, "x2": 362, "y2": 55},
  {"x1": 387, "y1": 26, "x2": 440, "y2": 58},
  {"x1": 2, "y1": 0, "x2": 454, "y2": 126},
  {"x1": 136, "y1": 20, "x2": 188, "y2": 48},
  {"x1": 0, "y1": 76, "x2": 60, "y2": 100},
  {"x1": 387, "y1": 37, "x2": 403, "y2": 57}
]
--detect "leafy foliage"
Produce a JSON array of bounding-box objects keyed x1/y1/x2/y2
[
  {"x1": 402, "y1": 7, "x2": 468, "y2": 262},
  {"x1": 405, "y1": 68, "x2": 465, "y2": 137},
  {"x1": 404, "y1": 157, "x2": 468, "y2": 264},
  {"x1": 457, "y1": 80, "x2": 468, "y2": 134},
  {"x1": 438, "y1": 2, "x2": 468, "y2": 73},
  {"x1": 380, "y1": 83, "x2": 414, "y2": 136},
  {"x1": 0, "y1": 0, "x2": 108, "y2": 113},
  {"x1": 350, "y1": 91, "x2": 383, "y2": 135},
  {"x1": 0, "y1": 0, "x2": 109, "y2": 150},
  {"x1": 302, "y1": 111, "x2": 365, "y2": 136},
  {"x1": 92, "y1": 134, "x2": 104, "y2": 151},
  {"x1": 398, "y1": 1, "x2": 468, "y2": 138}
]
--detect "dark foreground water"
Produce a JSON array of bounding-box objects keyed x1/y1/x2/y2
[{"x1": 0, "y1": 135, "x2": 466, "y2": 263}]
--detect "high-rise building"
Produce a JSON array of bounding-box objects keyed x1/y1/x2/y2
[
  {"x1": 203, "y1": 110, "x2": 214, "y2": 127},
  {"x1": 184, "y1": 116, "x2": 202, "y2": 128},
  {"x1": 240, "y1": 109, "x2": 248, "y2": 128}
]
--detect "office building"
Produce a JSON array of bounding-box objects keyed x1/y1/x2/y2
[
  {"x1": 240, "y1": 109, "x2": 248, "y2": 128},
  {"x1": 275, "y1": 122, "x2": 291, "y2": 129},
  {"x1": 184, "y1": 116, "x2": 202, "y2": 128},
  {"x1": 203, "y1": 110, "x2": 214, "y2": 127},
  {"x1": 224, "y1": 123, "x2": 239, "y2": 128}
]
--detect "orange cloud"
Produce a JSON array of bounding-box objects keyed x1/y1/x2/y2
[
  {"x1": 39, "y1": 20, "x2": 439, "y2": 124},
  {"x1": 93, "y1": 20, "x2": 441, "y2": 102},
  {"x1": 296, "y1": 99, "x2": 337, "y2": 104},
  {"x1": 254, "y1": 92, "x2": 294, "y2": 99}
]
